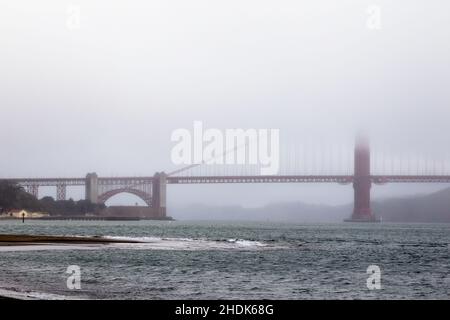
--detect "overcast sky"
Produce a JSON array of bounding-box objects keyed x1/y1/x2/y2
[{"x1": 1, "y1": 1, "x2": 450, "y2": 207}]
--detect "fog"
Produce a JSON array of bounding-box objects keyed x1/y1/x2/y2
[{"x1": 1, "y1": 1, "x2": 450, "y2": 208}]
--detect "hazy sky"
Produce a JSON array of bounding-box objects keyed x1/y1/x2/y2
[{"x1": 1, "y1": 1, "x2": 450, "y2": 207}]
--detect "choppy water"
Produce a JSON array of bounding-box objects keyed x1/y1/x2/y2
[{"x1": 0, "y1": 220, "x2": 449, "y2": 299}]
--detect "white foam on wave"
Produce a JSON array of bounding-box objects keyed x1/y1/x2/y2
[
  {"x1": 0, "y1": 237, "x2": 280, "y2": 252},
  {"x1": 104, "y1": 236, "x2": 163, "y2": 242},
  {"x1": 226, "y1": 238, "x2": 266, "y2": 247},
  {"x1": 104, "y1": 236, "x2": 272, "y2": 251}
]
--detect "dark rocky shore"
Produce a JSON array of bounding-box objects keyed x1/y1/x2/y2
[{"x1": 0, "y1": 234, "x2": 141, "y2": 246}]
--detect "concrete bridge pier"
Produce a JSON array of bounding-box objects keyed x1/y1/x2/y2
[
  {"x1": 85, "y1": 173, "x2": 99, "y2": 204},
  {"x1": 152, "y1": 172, "x2": 167, "y2": 218}
]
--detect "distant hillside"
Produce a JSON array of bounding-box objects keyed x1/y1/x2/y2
[
  {"x1": 373, "y1": 187, "x2": 450, "y2": 223},
  {"x1": 171, "y1": 202, "x2": 350, "y2": 222},
  {"x1": 171, "y1": 187, "x2": 450, "y2": 223}
]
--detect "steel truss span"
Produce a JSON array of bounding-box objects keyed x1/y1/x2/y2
[
  {"x1": 166, "y1": 175, "x2": 354, "y2": 184},
  {"x1": 372, "y1": 176, "x2": 450, "y2": 184},
  {"x1": 6, "y1": 175, "x2": 450, "y2": 187}
]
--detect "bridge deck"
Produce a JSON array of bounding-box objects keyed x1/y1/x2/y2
[
  {"x1": 3, "y1": 175, "x2": 450, "y2": 186},
  {"x1": 167, "y1": 175, "x2": 354, "y2": 184}
]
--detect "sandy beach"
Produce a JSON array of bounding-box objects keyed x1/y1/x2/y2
[{"x1": 0, "y1": 234, "x2": 141, "y2": 246}]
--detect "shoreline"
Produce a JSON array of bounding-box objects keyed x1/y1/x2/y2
[
  {"x1": 0, "y1": 287, "x2": 81, "y2": 300},
  {"x1": 0, "y1": 234, "x2": 142, "y2": 246},
  {"x1": 0, "y1": 234, "x2": 145, "y2": 300},
  {"x1": 0, "y1": 216, "x2": 174, "y2": 221}
]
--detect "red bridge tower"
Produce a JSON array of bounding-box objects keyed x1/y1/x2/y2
[{"x1": 347, "y1": 134, "x2": 379, "y2": 222}]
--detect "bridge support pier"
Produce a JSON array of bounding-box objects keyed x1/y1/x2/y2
[
  {"x1": 346, "y1": 135, "x2": 380, "y2": 222},
  {"x1": 152, "y1": 172, "x2": 167, "y2": 217},
  {"x1": 85, "y1": 173, "x2": 99, "y2": 204}
]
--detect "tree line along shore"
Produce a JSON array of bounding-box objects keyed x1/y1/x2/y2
[{"x1": 0, "y1": 180, "x2": 105, "y2": 217}]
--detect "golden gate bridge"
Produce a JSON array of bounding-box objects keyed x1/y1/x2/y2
[{"x1": 3, "y1": 135, "x2": 450, "y2": 222}]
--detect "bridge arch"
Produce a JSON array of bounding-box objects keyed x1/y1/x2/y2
[{"x1": 98, "y1": 188, "x2": 152, "y2": 206}]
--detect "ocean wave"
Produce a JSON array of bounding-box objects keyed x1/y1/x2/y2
[
  {"x1": 226, "y1": 238, "x2": 266, "y2": 247},
  {"x1": 0, "y1": 236, "x2": 283, "y2": 253},
  {"x1": 104, "y1": 236, "x2": 163, "y2": 242},
  {"x1": 103, "y1": 236, "x2": 275, "y2": 251}
]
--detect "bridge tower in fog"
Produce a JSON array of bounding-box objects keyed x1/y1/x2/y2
[{"x1": 348, "y1": 135, "x2": 378, "y2": 222}]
